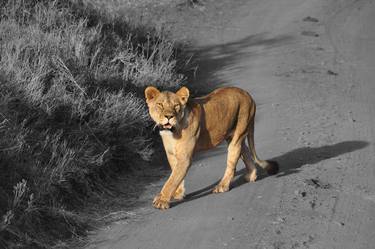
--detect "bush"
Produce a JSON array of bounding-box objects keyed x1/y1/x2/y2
[{"x1": 0, "y1": 0, "x2": 190, "y2": 247}]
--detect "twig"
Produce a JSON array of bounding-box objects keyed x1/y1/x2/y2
[{"x1": 53, "y1": 56, "x2": 87, "y2": 96}]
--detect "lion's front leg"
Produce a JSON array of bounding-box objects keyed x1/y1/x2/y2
[
  {"x1": 173, "y1": 180, "x2": 185, "y2": 200},
  {"x1": 165, "y1": 153, "x2": 185, "y2": 200},
  {"x1": 154, "y1": 140, "x2": 196, "y2": 209},
  {"x1": 154, "y1": 133, "x2": 197, "y2": 210},
  {"x1": 153, "y1": 180, "x2": 185, "y2": 209},
  {"x1": 153, "y1": 161, "x2": 190, "y2": 210}
]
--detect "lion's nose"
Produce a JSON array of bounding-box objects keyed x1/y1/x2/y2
[{"x1": 165, "y1": 115, "x2": 174, "y2": 120}]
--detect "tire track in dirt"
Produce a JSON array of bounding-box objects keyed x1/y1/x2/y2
[{"x1": 323, "y1": 0, "x2": 375, "y2": 248}]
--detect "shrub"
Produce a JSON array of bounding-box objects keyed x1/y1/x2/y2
[{"x1": 0, "y1": 0, "x2": 190, "y2": 247}]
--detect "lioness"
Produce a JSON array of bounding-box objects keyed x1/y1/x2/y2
[{"x1": 145, "y1": 86, "x2": 278, "y2": 209}]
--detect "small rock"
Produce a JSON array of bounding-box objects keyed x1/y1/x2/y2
[
  {"x1": 310, "y1": 200, "x2": 316, "y2": 208},
  {"x1": 301, "y1": 31, "x2": 319, "y2": 37},
  {"x1": 303, "y1": 16, "x2": 319, "y2": 22},
  {"x1": 334, "y1": 221, "x2": 345, "y2": 226},
  {"x1": 327, "y1": 70, "x2": 338, "y2": 76},
  {"x1": 301, "y1": 191, "x2": 307, "y2": 197},
  {"x1": 277, "y1": 217, "x2": 286, "y2": 223},
  {"x1": 304, "y1": 178, "x2": 331, "y2": 189}
]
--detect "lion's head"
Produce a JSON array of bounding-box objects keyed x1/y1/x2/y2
[{"x1": 144, "y1": 86, "x2": 190, "y2": 132}]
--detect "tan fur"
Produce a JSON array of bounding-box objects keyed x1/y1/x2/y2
[{"x1": 144, "y1": 86, "x2": 278, "y2": 210}]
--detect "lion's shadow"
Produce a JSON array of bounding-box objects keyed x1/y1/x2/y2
[{"x1": 171, "y1": 140, "x2": 369, "y2": 207}]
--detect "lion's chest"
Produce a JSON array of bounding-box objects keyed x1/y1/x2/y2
[{"x1": 160, "y1": 130, "x2": 177, "y2": 155}]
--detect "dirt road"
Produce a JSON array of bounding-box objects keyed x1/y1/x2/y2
[{"x1": 86, "y1": 0, "x2": 375, "y2": 248}]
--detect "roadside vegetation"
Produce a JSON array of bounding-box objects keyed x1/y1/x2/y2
[{"x1": 0, "y1": 0, "x2": 193, "y2": 248}]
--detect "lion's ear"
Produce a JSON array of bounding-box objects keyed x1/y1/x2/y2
[
  {"x1": 176, "y1": 86, "x2": 189, "y2": 105},
  {"x1": 145, "y1": 86, "x2": 160, "y2": 104}
]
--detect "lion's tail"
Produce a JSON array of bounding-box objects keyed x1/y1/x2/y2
[{"x1": 247, "y1": 119, "x2": 279, "y2": 175}]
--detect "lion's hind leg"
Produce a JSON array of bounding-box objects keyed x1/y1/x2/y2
[
  {"x1": 213, "y1": 134, "x2": 246, "y2": 193},
  {"x1": 241, "y1": 142, "x2": 258, "y2": 182}
]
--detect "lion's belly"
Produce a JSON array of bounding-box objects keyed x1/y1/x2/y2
[
  {"x1": 194, "y1": 88, "x2": 253, "y2": 151},
  {"x1": 195, "y1": 121, "x2": 235, "y2": 151},
  {"x1": 195, "y1": 135, "x2": 226, "y2": 151}
]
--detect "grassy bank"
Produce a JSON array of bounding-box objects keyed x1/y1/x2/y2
[{"x1": 0, "y1": 0, "x2": 191, "y2": 248}]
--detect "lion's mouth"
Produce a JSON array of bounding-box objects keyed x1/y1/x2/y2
[
  {"x1": 159, "y1": 123, "x2": 175, "y2": 132},
  {"x1": 163, "y1": 123, "x2": 173, "y2": 129}
]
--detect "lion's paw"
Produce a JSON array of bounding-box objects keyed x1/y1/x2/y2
[
  {"x1": 173, "y1": 189, "x2": 185, "y2": 200},
  {"x1": 213, "y1": 183, "x2": 230, "y2": 193},
  {"x1": 244, "y1": 171, "x2": 257, "y2": 182},
  {"x1": 153, "y1": 194, "x2": 170, "y2": 210}
]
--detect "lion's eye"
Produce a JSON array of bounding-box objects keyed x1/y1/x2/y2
[
  {"x1": 157, "y1": 103, "x2": 163, "y2": 109},
  {"x1": 174, "y1": 104, "x2": 180, "y2": 112}
]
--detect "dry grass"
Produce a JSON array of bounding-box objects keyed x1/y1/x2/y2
[{"x1": 0, "y1": 0, "x2": 192, "y2": 248}]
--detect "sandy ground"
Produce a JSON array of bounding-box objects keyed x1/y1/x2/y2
[{"x1": 85, "y1": 0, "x2": 375, "y2": 248}]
